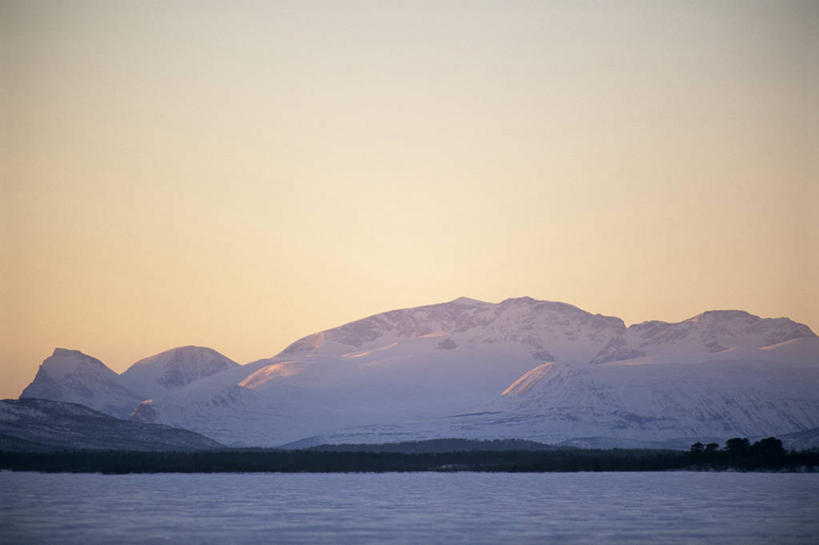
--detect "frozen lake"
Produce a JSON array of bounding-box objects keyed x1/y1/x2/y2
[{"x1": 1, "y1": 471, "x2": 817, "y2": 544}]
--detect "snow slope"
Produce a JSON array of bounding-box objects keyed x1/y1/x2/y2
[
  {"x1": 295, "y1": 340, "x2": 819, "y2": 449},
  {"x1": 120, "y1": 346, "x2": 239, "y2": 398},
  {"x1": 20, "y1": 349, "x2": 143, "y2": 419}
]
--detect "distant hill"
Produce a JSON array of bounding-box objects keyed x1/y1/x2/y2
[{"x1": 0, "y1": 398, "x2": 223, "y2": 451}]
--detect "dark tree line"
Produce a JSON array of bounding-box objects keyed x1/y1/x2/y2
[
  {"x1": 686, "y1": 436, "x2": 809, "y2": 470},
  {"x1": 0, "y1": 436, "x2": 816, "y2": 473}
]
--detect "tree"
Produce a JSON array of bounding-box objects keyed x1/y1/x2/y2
[
  {"x1": 725, "y1": 437, "x2": 750, "y2": 455},
  {"x1": 690, "y1": 442, "x2": 704, "y2": 454},
  {"x1": 750, "y1": 437, "x2": 785, "y2": 463}
]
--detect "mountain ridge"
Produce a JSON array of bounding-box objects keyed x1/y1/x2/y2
[
  {"x1": 17, "y1": 296, "x2": 819, "y2": 448},
  {"x1": 20, "y1": 345, "x2": 238, "y2": 418}
]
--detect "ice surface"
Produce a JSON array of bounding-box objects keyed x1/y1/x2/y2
[{"x1": 1, "y1": 472, "x2": 818, "y2": 545}]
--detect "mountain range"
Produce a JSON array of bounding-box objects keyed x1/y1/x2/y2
[{"x1": 17, "y1": 297, "x2": 819, "y2": 449}]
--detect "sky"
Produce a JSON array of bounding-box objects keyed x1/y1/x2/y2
[{"x1": 1, "y1": 0, "x2": 817, "y2": 399}]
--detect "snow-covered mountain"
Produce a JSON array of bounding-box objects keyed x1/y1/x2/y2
[
  {"x1": 120, "y1": 346, "x2": 239, "y2": 398},
  {"x1": 20, "y1": 346, "x2": 238, "y2": 419},
  {"x1": 17, "y1": 297, "x2": 819, "y2": 448},
  {"x1": 294, "y1": 340, "x2": 819, "y2": 449},
  {"x1": 125, "y1": 297, "x2": 632, "y2": 445},
  {"x1": 20, "y1": 349, "x2": 143, "y2": 419}
]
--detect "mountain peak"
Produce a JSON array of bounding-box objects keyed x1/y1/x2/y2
[
  {"x1": 20, "y1": 349, "x2": 140, "y2": 419},
  {"x1": 500, "y1": 296, "x2": 543, "y2": 306},
  {"x1": 128, "y1": 345, "x2": 230, "y2": 365},
  {"x1": 499, "y1": 297, "x2": 589, "y2": 315},
  {"x1": 52, "y1": 347, "x2": 90, "y2": 358},
  {"x1": 39, "y1": 348, "x2": 112, "y2": 379},
  {"x1": 685, "y1": 310, "x2": 758, "y2": 324},
  {"x1": 450, "y1": 296, "x2": 486, "y2": 305},
  {"x1": 683, "y1": 309, "x2": 815, "y2": 337},
  {"x1": 121, "y1": 345, "x2": 238, "y2": 390}
]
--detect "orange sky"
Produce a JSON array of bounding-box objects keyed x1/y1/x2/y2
[{"x1": 2, "y1": 1, "x2": 817, "y2": 398}]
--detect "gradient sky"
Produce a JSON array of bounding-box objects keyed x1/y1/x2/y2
[{"x1": 1, "y1": 0, "x2": 817, "y2": 399}]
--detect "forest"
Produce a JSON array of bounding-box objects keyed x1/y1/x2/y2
[{"x1": 1, "y1": 437, "x2": 816, "y2": 474}]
